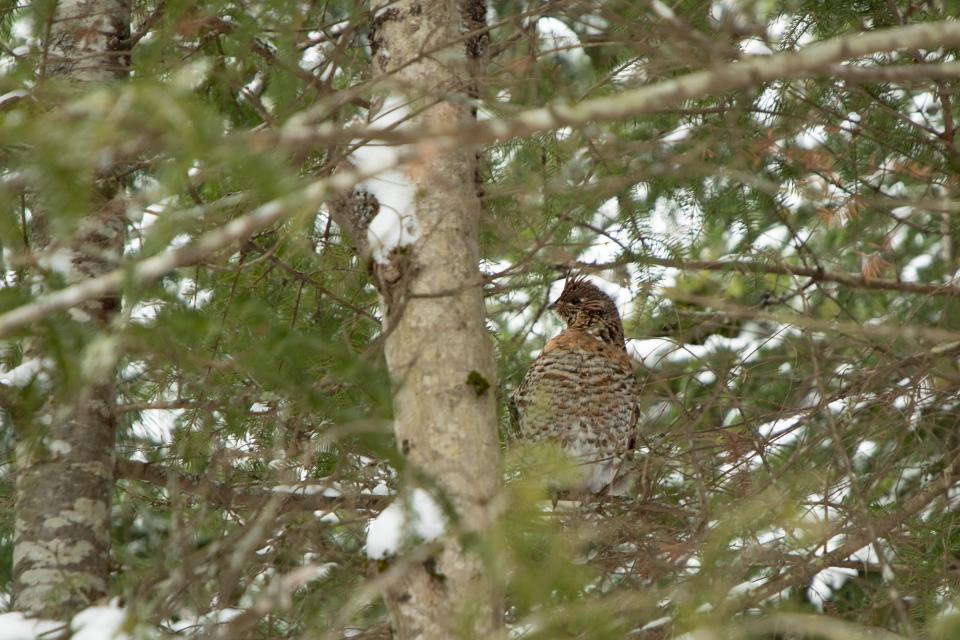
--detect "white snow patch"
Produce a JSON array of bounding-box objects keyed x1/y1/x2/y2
[
  {"x1": 611, "y1": 58, "x2": 647, "y2": 84},
  {"x1": 71, "y1": 601, "x2": 128, "y2": 640},
  {"x1": 169, "y1": 233, "x2": 192, "y2": 249},
  {"x1": 273, "y1": 483, "x2": 342, "y2": 498},
  {"x1": 167, "y1": 608, "x2": 243, "y2": 634},
  {"x1": 536, "y1": 17, "x2": 585, "y2": 63},
  {"x1": 725, "y1": 221, "x2": 747, "y2": 252},
  {"x1": 807, "y1": 566, "x2": 858, "y2": 611},
  {"x1": 579, "y1": 198, "x2": 632, "y2": 265},
  {"x1": 796, "y1": 125, "x2": 828, "y2": 149},
  {"x1": 0, "y1": 358, "x2": 50, "y2": 388},
  {"x1": 132, "y1": 409, "x2": 182, "y2": 443},
  {"x1": 740, "y1": 37, "x2": 772, "y2": 56},
  {"x1": 38, "y1": 248, "x2": 75, "y2": 280},
  {"x1": 757, "y1": 414, "x2": 802, "y2": 439},
  {"x1": 352, "y1": 96, "x2": 420, "y2": 264},
  {"x1": 695, "y1": 369, "x2": 717, "y2": 385},
  {"x1": 909, "y1": 91, "x2": 938, "y2": 126},
  {"x1": 365, "y1": 488, "x2": 447, "y2": 559},
  {"x1": 853, "y1": 440, "x2": 878, "y2": 466},
  {"x1": 316, "y1": 511, "x2": 340, "y2": 524},
  {"x1": 628, "y1": 338, "x2": 683, "y2": 368},
  {"x1": 300, "y1": 35, "x2": 333, "y2": 78},
  {"x1": 641, "y1": 616, "x2": 673, "y2": 631},
  {"x1": 661, "y1": 122, "x2": 692, "y2": 145},
  {"x1": 753, "y1": 83, "x2": 781, "y2": 125},
  {"x1": 887, "y1": 221, "x2": 911, "y2": 250},
  {"x1": 648, "y1": 195, "x2": 703, "y2": 243},
  {"x1": 767, "y1": 14, "x2": 793, "y2": 42},
  {"x1": 710, "y1": 0, "x2": 756, "y2": 27},
  {"x1": 12, "y1": 17, "x2": 33, "y2": 40},
  {"x1": 0, "y1": 612, "x2": 62, "y2": 640},
  {"x1": 728, "y1": 574, "x2": 770, "y2": 597},
  {"x1": 0, "y1": 89, "x2": 29, "y2": 109},
  {"x1": 249, "y1": 402, "x2": 271, "y2": 414},
  {"x1": 902, "y1": 253, "x2": 933, "y2": 282},
  {"x1": 128, "y1": 299, "x2": 162, "y2": 324},
  {"x1": 172, "y1": 58, "x2": 213, "y2": 90},
  {"x1": 240, "y1": 72, "x2": 265, "y2": 100},
  {"x1": 753, "y1": 224, "x2": 790, "y2": 251}
]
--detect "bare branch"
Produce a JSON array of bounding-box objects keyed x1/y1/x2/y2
[
  {"x1": 832, "y1": 61, "x2": 960, "y2": 83},
  {"x1": 115, "y1": 459, "x2": 387, "y2": 513},
  {"x1": 576, "y1": 256, "x2": 960, "y2": 298},
  {"x1": 663, "y1": 290, "x2": 960, "y2": 346},
  {"x1": 741, "y1": 464, "x2": 958, "y2": 609}
]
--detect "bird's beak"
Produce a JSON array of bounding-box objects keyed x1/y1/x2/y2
[{"x1": 547, "y1": 301, "x2": 558, "y2": 311}]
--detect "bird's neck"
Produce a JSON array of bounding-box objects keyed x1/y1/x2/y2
[{"x1": 580, "y1": 317, "x2": 626, "y2": 350}]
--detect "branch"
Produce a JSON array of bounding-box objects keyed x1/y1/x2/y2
[
  {"x1": 832, "y1": 61, "x2": 960, "y2": 83},
  {"x1": 476, "y1": 21, "x2": 960, "y2": 136},
  {"x1": 280, "y1": 21, "x2": 960, "y2": 148},
  {"x1": 577, "y1": 257, "x2": 960, "y2": 298},
  {"x1": 663, "y1": 290, "x2": 960, "y2": 346},
  {"x1": 0, "y1": 172, "x2": 363, "y2": 338},
  {"x1": 740, "y1": 463, "x2": 958, "y2": 609},
  {"x1": 115, "y1": 459, "x2": 388, "y2": 513},
  {"x1": 5, "y1": 22, "x2": 960, "y2": 335},
  {"x1": 732, "y1": 613, "x2": 909, "y2": 640}
]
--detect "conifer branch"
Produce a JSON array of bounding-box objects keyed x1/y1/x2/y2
[
  {"x1": 4, "y1": 20, "x2": 960, "y2": 336},
  {"x1": 116, "y1": 460, "x2": 388, "y2": 513}
]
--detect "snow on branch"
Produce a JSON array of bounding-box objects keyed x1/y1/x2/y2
[
  {"x1": 115, "y1": 460, "x2": 388, "y2": 512},
  {"x1": 365, "y1": 489, "x2": 447, "y2": 559},
  {"x1": 350, "y1": 96, "x2": 421, "y2": 264},
  {"x1": 4, "y1": 21, "x2": 960, "y2": 335},
  {"x1": 577, "y1": 256, "x2": 960, "y2": 298},
  {"x1": 279, "y1": 21, "x2": 960, "y2": 148},
  {"x1": 470, "y1": 20, "x2": 960, "y2": 137}
]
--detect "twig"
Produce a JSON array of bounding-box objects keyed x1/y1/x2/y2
[
  {"x1": 115, "y1": 459, "x2": 388, "y2": 513},
  {"x1": 6, "y1": 21, "x2": 960, "y2": 334},
  {"x1": 574, "y1": 256, "x2": 960, "y2": 298}
]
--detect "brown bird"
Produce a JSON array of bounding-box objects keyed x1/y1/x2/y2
[{"x1": 511, "y1": 276, "x2": 641, "y2": 494}]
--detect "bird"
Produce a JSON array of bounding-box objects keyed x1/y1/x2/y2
[{"x1": 511, "y1": 275, "x2": 641, "y2": 495}]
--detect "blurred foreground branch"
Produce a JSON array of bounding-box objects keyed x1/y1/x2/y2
[
  {"x1": 5, "y1": 21, "x2": 960, "y2": 336},
  {"x1": 116, "y1": 459, "x2": 388, "y2": 513}
]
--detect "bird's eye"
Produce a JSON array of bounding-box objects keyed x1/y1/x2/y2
[{"x1": 569, "y1": 297, "x2": 581, "y2": 304}]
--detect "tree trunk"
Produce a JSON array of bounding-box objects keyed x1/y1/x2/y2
[
  {"x1": 368, "y1": 1, "x2": 502, "y2": 637},
  {"x1": 12, "y1": 0, "x2": 130, "y2": 619}
]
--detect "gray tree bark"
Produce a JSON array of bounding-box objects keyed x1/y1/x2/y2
[
  {"x1": 366, "y1": 1, "x2": 502, "y2": 637},
  {"x1": 12, "y1": 0, "x2": 130, "y2": 619}
]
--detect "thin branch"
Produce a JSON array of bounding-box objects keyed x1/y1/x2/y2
[
  {"x1": 116, "y1": 400, "x2": 200, "y2": 413},
  {"x1": 115, "y1": 459, "x2": 388, "y2": 513},
  {"x1": 0, "y1": 171, "x2": 361, "y2": 338},
  {"x1": 833, "y1": 61, "x2": 960, "y2": 83},
  {"x1": 733, "y1": 613, "x2": 909, "y2": 640},
  {"x1": 740, "y1": 462, "x2": 958, "y2": 609},
  {"x1": 6, "y1": 21, "x2": 960, "y2": 335},
  {"x1": 662, "y1": 290, "x2": 960, "y2": 346},
  {"x1": 284, "y1": 20, "x2": 960, "y2": 148},
  {"x1": 576, "y1": 256, "x2": 960, "y2": 298}
]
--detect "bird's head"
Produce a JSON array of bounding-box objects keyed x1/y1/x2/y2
[{"x1": 549, "y1": 275, "x2": 626, "y2": 347}]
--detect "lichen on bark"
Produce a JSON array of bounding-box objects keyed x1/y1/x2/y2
[{"x1": 11, "y1": 0, "x2": 130, "y2": 620}]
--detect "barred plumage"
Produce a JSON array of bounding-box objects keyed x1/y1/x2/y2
[{"x1": 511, "y1": 277, "x2": 640, "y2": 493}]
